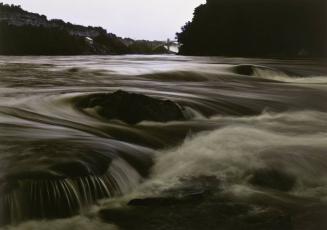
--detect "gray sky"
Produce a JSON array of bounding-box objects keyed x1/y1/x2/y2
[{"x1": 1, "y1": 0, "x2": 205, "y2": 40}]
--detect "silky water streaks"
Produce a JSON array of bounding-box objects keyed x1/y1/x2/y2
[{"x1": 0, "y1": 55, "x2": 327, "y2": 229}]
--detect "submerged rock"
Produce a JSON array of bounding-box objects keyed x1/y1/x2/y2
[
  {"x1": 128, "y1": 197, "x2": 182, "y2": 207},
  {"x1": 77, "y1": 90, "x2": 188, "y2": 124},
  {"x1": 128, "y1": 192, "x2": 205, "y2": 207},
  {"x1": 233, "y1": 65, "x2": 257, "y2": 75},
  {"x1": 248, "y1": 169, "x2": 296, "y2": 192},
  {"x1": 232, "y1": 64, "x2": 278, "y2": 76},
  {"x1": 100, "y1": 197, "x2": 293, "y2": 230},
  {"x1": 128, "y1": 176, "x2": 219, "y2": 207},
  {"x1": 0, "y1": 140, "x2": 152, "y2": 225}
]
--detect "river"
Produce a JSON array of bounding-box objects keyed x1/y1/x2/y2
[{"x1": 0, "y1": 55, "x2": 327, "y2": 230}]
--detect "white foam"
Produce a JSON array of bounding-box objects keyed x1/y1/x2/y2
[
  {"x1": 253, "y1": 67, "x2": 327, "y2": 84},
  {"x1": 145, "y1": 111, "x2": 327, "y2": 198}
]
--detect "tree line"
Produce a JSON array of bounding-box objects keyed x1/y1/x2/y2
[{"x1": 177, "y1": 0, "x2": 327, "y2": 58}]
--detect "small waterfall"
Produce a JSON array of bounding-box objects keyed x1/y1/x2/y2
[
  {"x1": 0, "y1": 158, "x2": 142, "y2": 225},
  {"x1": 1, "y1": 56, "x2": 327, "y2": 229}
]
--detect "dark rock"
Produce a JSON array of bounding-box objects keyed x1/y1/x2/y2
[
  {"x1": 128, "y1": 192, "x2": 205, "y2": 207},
  {"x1": 248, "y1": 169, "x2": 296, "y2": 192},
  {"x1": 127, "y1": 176, "x2": 219, "y2": 208},
  {"x1": 233, "y1": 65, "x2": 256, "y2": 75},
  {"x1": 6, "y1": 160, "x2": 109, "y2": 181},
  {"x1": 50, "y1": 160, "x2": 109, "y2": 178},
  {"x1": 100, "y1": 195, "x2": 295, "y2": 230},
  {"x1": 244, "y1": 208, "x2": 293, "y2": 230},
  {"x1": 293, "y1": 205, "x2": 327, "y2": 230},
  {"x1": 128, "y1": 197, "x2": 180, "y2": 207},
  {"x1": 77, "y1": 90, "x2": 187, "y2": 124},
  {"x1": 0, "y1": 141, "x2": 121, "y2": 225}
]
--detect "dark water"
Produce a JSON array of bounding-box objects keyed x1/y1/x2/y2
[{"x1": 0, "y1": 55, "x2": 327, "y2": 230}]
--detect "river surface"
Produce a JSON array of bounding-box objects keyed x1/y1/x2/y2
[{"x1": 0, "y1": 55, "x2": 327, "y2": 230}]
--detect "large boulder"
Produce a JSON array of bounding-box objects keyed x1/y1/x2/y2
[{"x1": 77, "y1": 90, "x2": 188, "y2": 124}]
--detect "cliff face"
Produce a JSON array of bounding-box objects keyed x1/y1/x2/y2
[
  {"x1": 0, "y1": 4, "x2": 106, "y2": 38},
  {"x1": 0, "y1": 5, "x2": 47, "y2": 26},
  {"x1": 0, "y1": 4, "x2": 169, "y2": 55},
  {"x1": 0, "y1": 4, "x2": 127, "y2": 55},
  {"x1": 177, "y1": 0, "x2": 327, "y2": 58}
]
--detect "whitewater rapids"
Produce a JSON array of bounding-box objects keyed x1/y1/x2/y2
[{"x1": 0, "y1": 55, "x2": 326, "y2": 230}]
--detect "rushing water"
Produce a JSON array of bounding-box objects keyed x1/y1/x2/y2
[{"x1": 0, "y1": 55, "x2": 327, "y2": 230}]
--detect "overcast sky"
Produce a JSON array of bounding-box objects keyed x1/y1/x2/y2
[{"x1": 1, "y1": 0, "x2": 205, "y2": 40}]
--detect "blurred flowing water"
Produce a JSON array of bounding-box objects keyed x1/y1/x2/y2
[{"x1": 0, "y1": 55, "x2": 327, "y2": 230}]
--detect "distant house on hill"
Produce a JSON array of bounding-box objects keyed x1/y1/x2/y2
[{"x1": 85, "y1": 37, "x2": 94, "y2": 45}]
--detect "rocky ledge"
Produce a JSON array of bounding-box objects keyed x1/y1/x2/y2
[{"x1": 76, "y1": 90, "x2": 188, "y2": 124}]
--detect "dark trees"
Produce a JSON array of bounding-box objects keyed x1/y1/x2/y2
[{"x1": 177, "y1": 0, "x2": 327, "y2": 58}]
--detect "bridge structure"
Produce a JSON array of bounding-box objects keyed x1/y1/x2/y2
[
  {"x1": 164, "y1": 39, "x2": 180, "y2": 53},
  {"x1": 151, "y1": 39, "x2": 180, "y2": 53}
]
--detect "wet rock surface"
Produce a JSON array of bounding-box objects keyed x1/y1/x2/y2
[
  {"x1": 0, "y1": 140, "x2": 152, "y2": 225},
  {"x1": 99, "y1": 176, "x2": 295, "y2": 230},
  {"x1": 76, "y1": 90, "x2": 188, "y2": 124},
  {"x1": 233, "y1": 64, "x2": 258, "y2": 76},
  {"x1": 248, "y1": 169, "x2": 296, "y2": 192},
  {"x1": 99, "y1": 196, "x2": 294, "y2": 230}
]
